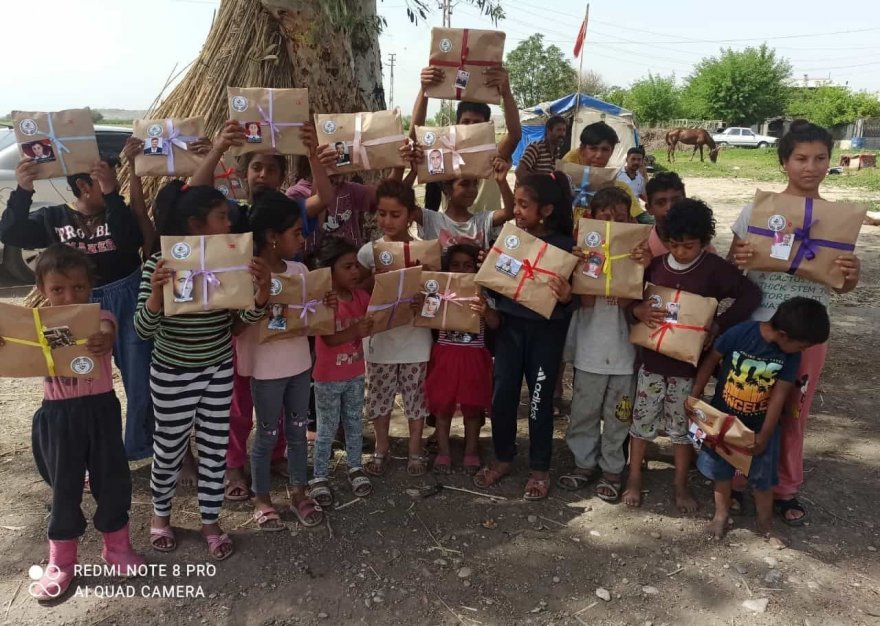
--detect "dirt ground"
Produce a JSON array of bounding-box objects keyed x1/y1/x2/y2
[{"x1": 0, "y1": 177, "x2": 879, "y2": 626}]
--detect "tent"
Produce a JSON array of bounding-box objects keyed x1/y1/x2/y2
[{"x1": 512, "y1": 93, "x2": 639, "y2": 168}]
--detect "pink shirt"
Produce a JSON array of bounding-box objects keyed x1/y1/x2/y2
[
  {"x1": 235, "y1": 261, "x2": 312, "y2": 380},
  {"x1": 43, "y1": 310, "x2": 116, "y2": 401},
  {"x1": 648, "y1": 226, "x2": 717, "y2": 258},
  {"x1": 313, "y1": 289, "x2": 369, "y2": 382}
]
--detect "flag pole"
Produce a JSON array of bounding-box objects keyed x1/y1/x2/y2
[{"x1": 573, "y1": 3, "x2": 589, "y2": 153}]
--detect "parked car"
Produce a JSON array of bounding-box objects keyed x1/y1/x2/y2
[
  {"x1": 711, "y1": 127, "x2": 777, "y2": 148},
  {"x1": 0, "y1": 126, "x2": 132, "y2": 282}
]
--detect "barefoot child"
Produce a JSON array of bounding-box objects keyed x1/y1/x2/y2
[
  {"x1": 135, "y1": 182, "x2": 270, "y2": 559},
  {"x1": 309, "y1": 237, "x2": 375, "y2": 506},
  {"x1": 426, "y1": 244, "x2": 500, "y2": 474},
  {"x1": 624, "y1": 198, "x2": 761, "y2": 512},
  {"x1": 688, "y1": 297, "x2": 830, "y2": 539},
  {"x1": 8, "y1": 244, "x2": 143, "y2": 601}
]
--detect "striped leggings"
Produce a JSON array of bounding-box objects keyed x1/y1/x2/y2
[{"x1": 150, "y1": 359, "x2": 233, "y2": 524}]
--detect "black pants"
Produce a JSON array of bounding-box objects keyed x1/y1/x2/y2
[
  {"x1": 32, "y1": 392, "x2": 131, "y2": 540},
  {"x1": 491, "y1": 314, "x2": 570, "y2": 472}
]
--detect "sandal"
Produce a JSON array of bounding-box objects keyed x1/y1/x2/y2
[
  {"x1": 462, "y1": 454, "x2": 481, "y2": 476},
  {"x1": 407, "y1": 454, "x2": 428, "y2": 477},
  {"x1": 774, "y1": 497, "x2": 809, "y2": 527},
  {"x1": 556, "y1": 467, "x2": 600, "y2": 491},
  {"x1": 253, "y1": 507, "x2": 285, "y2": 532},
  {"x1": 473, "y1": 465, "x2": 508, "y2": 488},
  {"x1": 292, "y1": 497, "x2": 324, "y2": 528},
  {"x1": 595, "y1": 477, "x2": 622, "y2": 503},
  {"x1": 364, "y1": 451, "x2": 389, "y2": 477},
  {"x1": 149, "y1": 525, "x2": 177, "y2": 553},
  {"x1": 205, "y1": 533, "x2": 234, "y2": 561},
  {"x1": 308, "y1": 478, "x2": 334, "y2": 508},
  {"x1": 433, "y1": 454, "x2": 452, "y2": 475},
  {"x1": 524, "y1": 476, "x2": 550, "y2": 501},
  {"x1": 348, "y1": 469, "x2": 373, "y2": 498},
  {"x1": 224, "y1": 478, "x2": 251, "y2": 502}
]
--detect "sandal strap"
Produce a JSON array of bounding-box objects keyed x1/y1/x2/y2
[
  {"x1": 205, "y1": 533, "x2": 232, "y2": 551},
  {"x1": 253, "y1": 508, "x2": 280, "y2": 524},
  {"x1": 150, "y1": 526, "x2": 175, "y2": 539},
  {"x1": 309, "y1": 477, "x2": 330, "y2": 487}
]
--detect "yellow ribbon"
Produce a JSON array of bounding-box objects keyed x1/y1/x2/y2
[
  {"x1": 1, "y1": 308, "x2": 86, "y2": 376},
  {"x1": 600, "y1": 220, "x2": 632, "y2": 297}
]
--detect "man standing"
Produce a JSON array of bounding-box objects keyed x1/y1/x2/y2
[
  {"x1": 616, "y1": 146, "x2": 647, "y2": 203},
  {"x1": 516, "y1": 115, "x2": 567, "y2": 181}
]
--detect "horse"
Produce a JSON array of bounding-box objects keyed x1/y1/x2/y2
[{"x1": 665, "y1": 128, "x2": 719, "y2": 163}]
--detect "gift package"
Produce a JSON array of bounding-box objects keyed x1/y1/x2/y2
[
  {"x1": 213, "y1": 159, "x2": 247, "y2": 200},
  {"x1": 259, "y1": 268, "x2": 334, "y2": 342},
  {"x1": 555, "y1": 161, "x2": 620, "y2": 209},
  {"x1": 12, "y1": 108, "x2": 99, "y2": 179},
  {"x1": 314, "y1": 110, "x2": 406, "y2": 174},
  {"x1": 688, "y1": 397, "x2": 756, "y2": 476},
  {"x1": 629, "y1": 284, "x2": 718, "y2": 366},
  {"x1": 413, "y1": 271, "x2": 481, "y2": 333},
  {"x1": 0, "y1": 303, "x2": 100, "y2": 378},
  {"x1": 227, "y1": 87, "x2": 310, "y2": 156},
  {"x1": 572, "y1": 218, "x2": 651, "y2": 298},
  {"x1": 744, "y1": 190, "x2": 866, "y2": 289},
  {"x1": 133, "y1": 117, "x2": 205, "y2": 177},
  {"x1": 474, "y1": 223, "x2": 579, "y2": 319},
  {"x1": 425, "y1": 28, "x2": 506, "y2": 104},
  {"x1": 414, "y1": 122, "x2": 497, "y2": 183},
  {"x1": 366, "y1": 266, "x2": 422, "y2": 333},
  {"x1": 372, "y1": 239, "x2": 442, "y2": 272},
  {"x1": 161, "y1": 233, "x2": 255, "y2": 316}
]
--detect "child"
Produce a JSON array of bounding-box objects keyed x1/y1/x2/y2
[
  {"x1": 426, "y1": 244, "x2": 500, "y2": 474},
  {"x1": 7, "y1": 244, "x2": 143, "y2": 601},
  {"x1": 728, "y1": 120, "x2": 861, "y2": 525},
  {"x1": 357, "y1": 180, "x2": 434, "y2": 477},
  {"x1": 559, "y1": 187, "x2": 647, "y2": 502},
  {"x1": 237, "y1": 190, "x2": 333, "y2": 530},
  {"x1": 562, "y1": 121, "x2": 619, "y2": 168},
  {"x1": 474, "y1": 172, "x2": 577, "y2": 500},
  {"x1": 134, "y1": 182, "x2": 270, "y2": 560},
  {"x1": 624, "y1": 198, "x2": 761, "y2": 512},
  {"x1": 689, "y1": 297, "x2": 830, "y2": 540},
  {"x1": 309, "y1": 237, "x2": 375, "y2": 505},
  {"x1": 644, "y1": 172, "x2": 685, "y2": 258}
]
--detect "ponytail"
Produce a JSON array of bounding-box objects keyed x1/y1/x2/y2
[{"x1": 519, "y1": 172, "x2": 574, "y2": 237}]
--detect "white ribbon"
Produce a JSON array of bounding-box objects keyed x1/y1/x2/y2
[
  {"x1": 352, "y1": 113, "x2": 406, "y2": 170},
  {"x1": 438, "y1": 125, "x2": 497, "y2": 176}
]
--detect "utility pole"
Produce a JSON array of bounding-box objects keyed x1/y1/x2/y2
[
  {"x1": 387, "y1": 53, "x2": 396, "y2": 109},
  {"x1": 441, "y1": 0, "x2": 451, "y2": 27}
]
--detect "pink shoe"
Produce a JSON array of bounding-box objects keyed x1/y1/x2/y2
[
  {"x1": 31, "y1": 539, "x2": 77, "y2": 602},
  {"x1": 101, "y1": 523, "x2": 145, "y2": 577}
]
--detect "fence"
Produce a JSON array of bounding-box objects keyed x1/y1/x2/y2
[{"x1": 666, "y1": 119, "x2": 725, "y2": 131}]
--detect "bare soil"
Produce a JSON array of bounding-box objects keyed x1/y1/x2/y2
[{"x1": 0, "y1": 177, "x2": 878, "y2": 625}]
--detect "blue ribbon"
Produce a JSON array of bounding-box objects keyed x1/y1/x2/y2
[
  {"x1": 43, "y1": 115, "x2": 94, "y2": 176},
  {"x1": 573, "y1": 167, "x2": 594, "y2": 207}
]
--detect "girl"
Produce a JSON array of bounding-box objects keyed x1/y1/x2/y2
[
  {"x1": 238, "y1": 190, "x2": 334, "y2": 529},
  {"x1": 134, "y1": 182, "x2": 270, "y2": 560},
  {"x1": 728, "y1": 120, "x2": 861, "y2": 526},
  {"x1": 309, "y1": 237, "x2": 375, "y2": 506},
  {"x1": 473, "y1": 172, "x2": 577, "y2": 501},
  {"x1": 426, "y1": 244, "x2": 500, "y2": 474},
  {"x1": 6, "y1": 244, "x2": 143, "y2": 601},
  {"x1": 357, "y1": 180, "x2": 433, "y2": 477}
]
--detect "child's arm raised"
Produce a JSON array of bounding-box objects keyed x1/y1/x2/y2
[
  {"x1": 134, "y1": 257, "x2": 171, "y2": 339},
  {"x1": 189, "y1": 120, "x2": 245, "y2": 188},
  {"x1": 122, "y1": 137, "x2": 156, "y2": 257},
  {"x1": 0, "y1": 159, "x2": 55, "y2": 248},
  {"x1": 485, "y1": 67, "x2": 522, "y2": 162},
  {"x1": 410, "y1": 67, "x2": 444, "y2": 139},
  {"x1": 301, "y1": 123, "x2": 336, "y2": 219},
  {"x1": 491, "y1": 159, "x2": 514, "y2": 227}
]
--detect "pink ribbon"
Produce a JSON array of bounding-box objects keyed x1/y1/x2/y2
[
  {"x1": 182, "y1": 236, "x2": 249, "y2": 310},
  {"x1": 437, "y1": 125, "x2": 496, "y2": 176},
  {"x1": 163, "y1": 119, "x2": 198, "y2": 175},
  {"x1": 257, "y1": 89, "x2": 304, "y2": 151},
  {"x1": 351, "y1": 112, "x2": 406, "y2": 170},
  {"x1": 423, "y1": 274, "x2": 479, "y2": 328},
  {"x1": 287, "y1": 274, "x2": 320, "y2": 328}
]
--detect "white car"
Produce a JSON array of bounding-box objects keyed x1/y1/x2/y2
[
  {"x1": 0, "y1": 126, "x2": 131, "y2": 282},
  {"x1": 712, "y1": 127, "x2": 777, "y2": 148}
]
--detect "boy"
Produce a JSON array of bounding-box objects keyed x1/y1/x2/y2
[
  {"x1": 562, "y1": 121, "x2": 618, "y2": 167},
  {"x1": 689, "y1": 297, "x2": 830, "y2": 539},
  {"x1": 645, "y1": 172, "x2": 685, "y2": 257},
  {"x1": 625, "y1": 199, "x2": 761, "y2": 512}
]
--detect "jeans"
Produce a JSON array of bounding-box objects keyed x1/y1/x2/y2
[
  {"x1": 250, "y1": 371, "x2": 311, "y2": 494},
  {"x1": 313, "y1": 376, "x2": 365, "y2": 479},
  {"x1": 91, "y1": 269, "x2": 154, "y2": 460}
]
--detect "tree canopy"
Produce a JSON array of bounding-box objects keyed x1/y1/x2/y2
[
  {"x1": 786, "y1": 86, "x2": 880, "y2": 128},
  {"x1": 506, "y1": 34, "x2": 578, "y2": 109}
]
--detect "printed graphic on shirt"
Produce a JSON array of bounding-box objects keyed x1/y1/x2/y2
[
  {"x1": 54, "y1": 221, "x2": 118, "y2": 256},
  {"x1": 445, "y1": 330, "x2": 478, "y2": 345},
  {"x1": 333, "y1": 317, "x2": 364, "y2": 367},
  {"x1": 721, "y1": 350, "x2": 784, "y2": 416}
]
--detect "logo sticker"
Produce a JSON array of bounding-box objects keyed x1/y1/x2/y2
[
  {"x1": 422, "y1": 131, "x2": 436, "y2": 146},
  {"x1": 439, "y1": 38, "x2": 453, "y2": 53},
  {"x1": 231, "y1": 95, "x2": 249, "y2": 112},
  {"x1": 70, "y1": 356, "x2": 94, "y2": 375},
  {"x1": 425, "y1": 279, "x2": 440, "y2": 294},
  {"x1": 147, "y1": 124, "x2": 163, "y2": 138},
  {"x1": 648, "y1": 294, "x2": 663, "y2": 309},
  {"x1": 584, "y1": 231, "x2": 602, "y2": 248},
  {"x1": 504, "y1": 234, "x2": 520, "y2": 250},
  {"x1": 217, "y1": 184, "x2": 230, "y2": 197},
  {"x1": 378, "y1": 250, "x2": 394, "y2": 266},
  {"x1": 270, "y1": 278, "x2": 283, "y2": 296},
  {"x1": 322, "y1": 120, "x2": 337, "y2": 135},
  {"x1": 767, "y1": 214, "x2": 787, "y2": 232},
  {"x1": 19, "y1": 118, "x2": 38, "y2": 136},
  {"x1": 171, "y1": 242, "x2": 192, "y2": 260}
]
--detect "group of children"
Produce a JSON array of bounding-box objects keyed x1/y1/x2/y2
[{"x1": 2, "y1": 67, "x2": 862, "y2": 602}]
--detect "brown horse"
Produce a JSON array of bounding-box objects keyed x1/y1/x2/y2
[{"x1": 666, "y1": 128, "x2": 719, "y2": 163}]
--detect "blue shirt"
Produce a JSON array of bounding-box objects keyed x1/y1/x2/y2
[{"x1": 711, "y1": 321, "x2": 801, "y2": 429}]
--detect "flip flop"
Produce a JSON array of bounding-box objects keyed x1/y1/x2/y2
[
  {"x1": 523, "y1": 477, "x2": 550, "y2": 501},
  {"x1": 473, "y1": 465, "x2": 508, "y2": 488},
  {"x1": 462, "y1": 455, "x2": 481, "y2": 475},
  {"x1": 292, "y1": 497, "x2": 324, "y2": 528},
  {"x1": 433, "y1": 454, "x2": 452, "y2": 475},
  {"x1": 149, "y1": 525, "x2": 177, "y2": 553},
  {"x1": 556, "y1": 468, "x2": 601, "y2": 491},
  {"x1": 224, "y1": 478, "x2": 251, "y2": 502},
  {"x1": 253, "y1": 507, "x2": 285, "y2": 532},
  {"x1": 205, "y1": 533, "x2": 234, "y2": 561}
]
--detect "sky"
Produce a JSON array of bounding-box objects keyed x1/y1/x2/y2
[{"x1": 4, "y1": 0, "x2": 880, "y2": 117}]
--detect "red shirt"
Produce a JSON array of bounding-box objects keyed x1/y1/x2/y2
[{"x1": 313, "y1": 289, "x2": 370, "y2": 382}]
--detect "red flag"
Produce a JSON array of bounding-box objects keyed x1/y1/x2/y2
[{"x1": 573, "y1": 16, "x2": 588, "y2": 58}]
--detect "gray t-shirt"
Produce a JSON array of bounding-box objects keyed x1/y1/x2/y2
[
  {"x1": 564, "y1": 297, "x2": 635, "y2": 376},
  {"x1": 420, "y1": 209, "x2": 496, "y2": 251}
]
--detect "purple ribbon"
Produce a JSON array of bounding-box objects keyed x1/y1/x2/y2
[
  {"x1": 746, "y1": 197, "x2": 855, "y2": 274},
  {"x1": 288, "y1": 274, "x2": 320, "y2": 327},
  {"x1": 257, "y1": 89, "x2": 304, "y2": 151},
  {"x1": 164, "y1": 119, "x2": 198, "y2": 176},
  {"x1": 366, "y1": 270, "x2": 413, "y2": 330},
  {"x1": 182, "y1": 236, "x2": 250, "y2": 310}
]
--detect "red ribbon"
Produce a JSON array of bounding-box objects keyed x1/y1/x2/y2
[
  {"x1": 491, "y1": 242, "x2": 559, "y2": 301},
  {"x1": 215, "y1": 166, "x2": 236, "y2": 180},
  {"x1": 647, "y1": 289, "x2": 706, "y2": 350},
  {"x1": 701, "y1": 413, "x2": 753, "y2": 458},
  {"x1": 431, "y1": 29, "x2": 501, "y2": 98},
  {"x1": 403, "y1": 242, "x2": 413, "y2": 268}
]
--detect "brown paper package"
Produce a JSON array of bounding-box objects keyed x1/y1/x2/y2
[
  {"x1": 314, "y1": 110, "x2": 406, "y2": 174},
  {"x1": 572, "y1": 218, "x2": 651, "y2": 298},
  {"x1": 227, "y1": 87, "x2": 310, "y2": 156},
  {"x1": 630, "y1": 284, "x2": 718, "y2": 367},
  {"x1": 12, "y1": 109, "x2": 99, "y2": 180},
  {"x1": 133, "y1": 117, "x2": 205, "y2": 177},
  {"x1": 474, "y1": 223, "x2": 579, "y2": 319},
  {"x1": 373, "y1": 239, "x2": 442, "y2": 273},
  {"x1": 259, "y1": 268, "x2": 334, "y2": 342},
  {"x1": 413, "y1": 271, "x2": 481, "y2": 333},
  {"x1": 425, "y1": 28, "x2": 506, "y2": 104},
  {"x1": 161, "y1": 233, "x2": 255, "y2": 316},
  {"x1": 743, "y1": 190, "x2": 866, "y2": 289},
  {"x1": 688, "y1": 397, "x2": 756, "y2": 476},
  {"x1": 213, "y1": 160, "x2": 247, "y2": 200},
  {"x1": 555, "y1": 161, "x2": 619, "y2": 193},
  {"x1": 366, "y1": 266, "x2": 422, "y2": 334},
  {"x1": 0, "y1": 303, "x2": 101, "y2": 378},
  {"x1": 414, "y1": 123, "x2": 497, "y2": 183}
]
